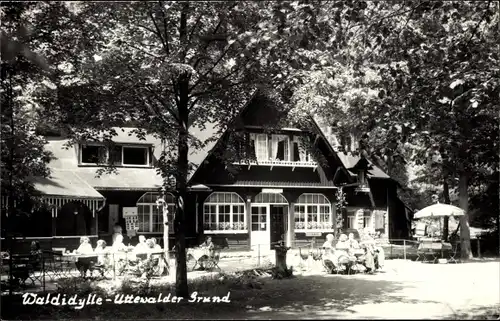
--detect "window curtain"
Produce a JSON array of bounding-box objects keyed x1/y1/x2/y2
[
  {"x1": 271, "y1": 135, "x2": 287, "y2": 161},
  {"x1": 271, "y1": 136, "x2": 279, "y2": 160}
]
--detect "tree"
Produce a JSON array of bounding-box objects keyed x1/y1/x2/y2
[
  {"x1": 291, "y1": 0, "x2": 499, "y2": 259},
  {"x1": 41, "y1": 1, "x2": 331, "y2": 297}
]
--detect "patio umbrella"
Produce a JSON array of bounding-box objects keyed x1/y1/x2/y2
[{"x1": 413, "y1": 203, "x2": 465, "y2": 219}]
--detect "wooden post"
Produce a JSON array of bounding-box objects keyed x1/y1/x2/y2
[
  {"x1": 288, "y1": 202, "x2": 295, "y2": 248},
  {"x1": 477, "y1": 237, "x2": 482, "y2": 259}
]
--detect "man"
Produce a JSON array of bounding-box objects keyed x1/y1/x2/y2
[{"x1": 112, "y1": 223, "x2": 123, "y2": 244}]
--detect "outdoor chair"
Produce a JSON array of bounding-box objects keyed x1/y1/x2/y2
[
  {"x1": 10, "y1": 254, "x2": 39, "y2": 288},
  {"x1": 42, "y1": 250, "x2": 68, "y2": 280},
  {"x1": 447, "y1": 242, "x2": 460, "y2": 264},
  {"x1": 201, "y1": 247, "x2": 221, "y2": 271}
]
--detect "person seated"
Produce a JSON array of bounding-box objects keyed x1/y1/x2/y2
[
  {"x1": 112, "y1": 223, "x2": 123, "y2": 244},
  {"x1": 361, "y1": 243, "x2": 376, "y2": 273},
  {"x1": 76, "y1": 236, "x2": 94, "y2": 255},
  {"x1": 112, "y1": 234, "x2": 128, "y2": 252},
  {"x1": 94, "y1": 240, "x2": 109, "y2": 264},
  {"x1": 200, "y1": 236, "x2": 215, "y2": 251},
  {"x1": 322, "y1": 234, "x2": 335, "y2": 251},
  {"x1": 29, "y1": 241, "x2": 42, "y2": 270},
  {"x1": 134, "y1": 235, "x2": 148, "y2": 253},
  {"x1": 335, "y1": 234, "x2": 350, "y2": 251},
  {"x1": 150, "y1": 237, "x2": 162, "y2": 251},
  {"x1": 328, "y1": 234, "x2": 354, "y2": 272},
  {"x1": 348, "y1": 233, "x2": 360, "y2": 249},
  {"x1": 321, "y1": 234, "x2": 336, "y2": 273}
]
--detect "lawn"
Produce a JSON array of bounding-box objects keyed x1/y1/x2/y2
[{"x1": 1, "y1": 259, "x2": 499, "y2": 320}]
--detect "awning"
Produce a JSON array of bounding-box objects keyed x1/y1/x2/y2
[{"x1": 31, "y1": 169, "x2": 105, "y2": 217}]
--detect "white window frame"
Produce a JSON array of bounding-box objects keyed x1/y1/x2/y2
[
  {"x1": 121, "y1": 145, "x2": 150, "y2": 167},
  {"x1": 251, "y1": 133, "x2": 268, "y2": 161},
  {"x1": 79, "y1": 144, "x2": 107, "y2": 165},
  {"x1": 79, "y1": 143, "x2": 151, "y2": 167},
  {"x1": 203, "y1": 192, "x2": 247, "y2": 234},
  {"x1": 346, "y1": 215, "x2": 356, "y2": 229},
  {"x1": 270, "y1": 134, "x2": 291, "y2": 161},
  {"x1": 136, "y1": 192, "x2": 174, "y2": 234},
  {"x1": 294, "y1": 193, "x2": 333, "y2": 232}
]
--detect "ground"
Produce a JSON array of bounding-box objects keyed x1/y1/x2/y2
[{"x1": 1, "y1": 258, "x2": 499, "y2": 319}]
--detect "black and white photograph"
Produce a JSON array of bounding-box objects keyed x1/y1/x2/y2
[{"x1": 1, "y1": 0, "x2": 499, "y2": 319}]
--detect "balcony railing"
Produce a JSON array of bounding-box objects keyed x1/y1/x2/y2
[{"x1": 232, "y1": 159, "x2": 317, "y2": 171}]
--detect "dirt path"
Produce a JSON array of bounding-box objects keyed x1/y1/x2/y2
[{"x1": 215, "y1": 260, "x2": 500, "y2": 319}]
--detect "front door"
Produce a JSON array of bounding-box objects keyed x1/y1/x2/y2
[
  {"x1": 251, "y1": 205, "x2": 269, "y2": 251},
  {"x1": 270, "y1": 205, "x2": 287, "y2": 249}
]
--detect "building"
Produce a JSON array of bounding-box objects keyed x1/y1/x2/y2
[{"x1": 1, "y1": 91, "x2": 410, "y2": 252}]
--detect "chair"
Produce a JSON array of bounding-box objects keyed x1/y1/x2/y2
[
  {"x1": 42, "y1": 250, "x2": 67, "y2": 280},
  {"x1": 447, "y1": 242, "x2": 460, "y2": 264},
  {"x1": 203, "y1": 248, "x2": 221, "y2": 271}
]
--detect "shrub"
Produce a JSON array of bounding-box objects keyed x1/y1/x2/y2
[{"x1": 269, "y1": 266, "x2": 294, "y2": 279}]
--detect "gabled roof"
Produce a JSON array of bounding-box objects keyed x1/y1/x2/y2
[
  {"x1": 187, "y1": 89, "x2": 259, "y2": 183},
  {"x1": 311, "y1": 116, "x2": 391, "y2": 180},
  {"x1": 187, "y1": 91, "x2": 393, "y2": 187}
]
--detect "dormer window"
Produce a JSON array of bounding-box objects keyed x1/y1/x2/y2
[
  {"x1": 80, "y1": 145, "x2": 107, "y2": 164},
  {"x1": 79, "y1": 143, "x2": 151, "y2": 167},
  {"x1": 123, "y1": 146, "x2": 149, "y2": 166}
]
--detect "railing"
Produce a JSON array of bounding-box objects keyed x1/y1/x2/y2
[{"x1": 232, "y1": 159, "x2": 317, "y2": 169}]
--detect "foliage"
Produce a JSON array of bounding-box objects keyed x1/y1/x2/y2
[
  {"x1": 269, "y1": 266, "x2": 294, "y2": 280},
  {"x1": 289, "y1": 0, "x2": 499, "y2": 259},
  {"x1": 36, "y1": 0, "x2": 342, "y2": 296},
  {"x1": 0, "y1": 2, "x2": 85, "y2": 216}
]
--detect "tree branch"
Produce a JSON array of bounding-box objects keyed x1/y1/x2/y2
[
  {"x1": 158, "y1": 1, "x2": 171, "y2": 56},
  {"x1": 466, "y1": 1, "x2": 491, "y2": 45},
  {"x1": 148, "y1": 4, "x2": 169, "y2": 55},
  {"x1": 188, "y1": 42, "x2": 235, "y2": 93},
  {"x1": 145, "y1": 84, "x2": 181, "y2": 123}
]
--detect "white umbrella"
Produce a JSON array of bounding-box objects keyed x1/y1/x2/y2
[{"x1": 414, "y1": 203, "x2": 465, "y2": 219}]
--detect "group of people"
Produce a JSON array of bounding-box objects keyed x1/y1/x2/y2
[
  {"x1": 322, "y1": 233, "x2": 385, "y2": 274},
  {"x1": 72, "y1": 235, "x2": 163, "y2": 275}
]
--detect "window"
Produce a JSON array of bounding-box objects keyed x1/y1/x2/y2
[
  {"x1": 251, "y1": 134, "x2": 268, "y2": 161},
  {"x1": 363, "y1": 209, "x2": 372, "y2": 229},
  {"x1": 347, "y1": 215, "x2": 356, "y2": 229},
  {"x1": 254, "y1": 193, "x2": 288, "y2": 204},
  {"x1": 251, "y1": 206, "x2": 267, "y2": 231},
  {"x1": 294, "y1": 193, "x2": 332, "y2": 230},
  {"x1": 203, "y1": 192, "x2": 246, "y2": 232},
  {"x1": 81, "y1": 145, "x2": 106, "y2": 164},
  {"x1": 271, "y1": 135, "x2": 290, "y2": 161},
  {"x1": 79, "y1": 143, "x2": 151, "y2": 167},
  {"x1": 123, "y1": 147, "x2": 149, "y2": 166},
  {"x1": 137, "y1": 192, "x2": 174, "y2": 233}
]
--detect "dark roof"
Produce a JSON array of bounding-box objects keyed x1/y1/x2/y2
[{"x1": 311, "y1": 116, "x2": 391, "y2": 180}]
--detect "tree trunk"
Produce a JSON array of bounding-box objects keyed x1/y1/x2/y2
[
  {"x1": 442, "y1": 173, "x2": 450, "y2": 241},
  {"x1": 458, "y1": 172, "x2": 473, "y2": 260},
  {"x1": 172, "y1": 1, "x2": 190, "y2": 298},
  {"x1": 174, "y1": 80, "x2": 190, "y2": 297}
]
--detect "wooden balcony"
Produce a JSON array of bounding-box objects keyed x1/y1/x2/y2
[{"x1": 232, "y1": 159, "x2": 317, "y2": 171}]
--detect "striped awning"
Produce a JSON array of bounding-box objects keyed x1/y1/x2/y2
[
  {"x1": 42, "y1": 196, "x2": 105, "y2": 218},
  {"x1": 1, "y1": 169, "x2": 107, "y2": 218}
]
